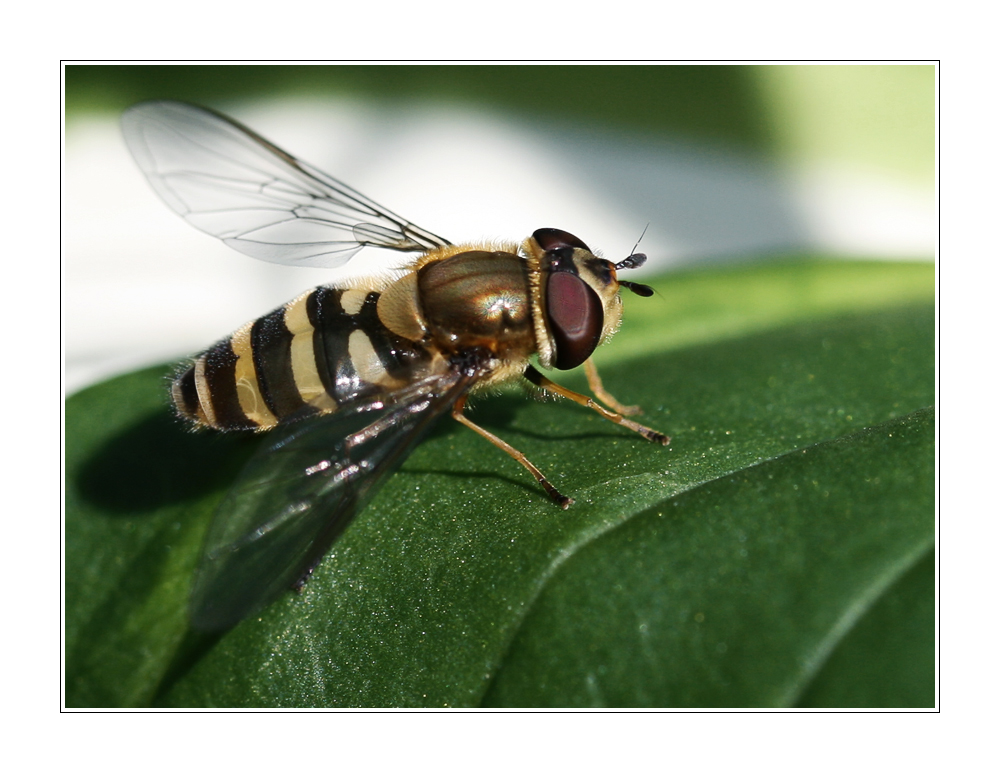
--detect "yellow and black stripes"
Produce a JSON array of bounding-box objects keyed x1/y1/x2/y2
[
  {"x1": 250, "y1": 305, "x2": 304, "y2": 419},
  {"x1": 172, "y1": 286, "x2": 434, "y2": 431}
]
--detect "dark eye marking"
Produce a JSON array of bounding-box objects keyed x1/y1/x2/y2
[{"x1": 584, "y1": 258, "x2": 614, "y2": 286}]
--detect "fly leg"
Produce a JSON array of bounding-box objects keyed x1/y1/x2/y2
[
  {"x1": 452, "y1": 394, "x2": 574, "y2": 509},
  {"x1": 524, "y1": 364, "x2": 670, "y2": 446},
  {"x1": 584, "y1": 358, "x2": 642, "y2": 416}
]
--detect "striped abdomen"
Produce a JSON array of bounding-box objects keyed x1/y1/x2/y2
[{"x1": 172, "y1": 285, "x2": 437, "y2": 431}]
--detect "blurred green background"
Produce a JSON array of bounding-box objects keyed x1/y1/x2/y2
[{"x1": 65, "y1": 64, "x2": 934, "y2": 184}]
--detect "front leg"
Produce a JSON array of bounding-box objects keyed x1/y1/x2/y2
[
  {"x1": 584, "y1": 358, "x2": 642, "y2": 416},
  {"x1": 524, "y1": 365, "x2": 670, "y2": 446}
]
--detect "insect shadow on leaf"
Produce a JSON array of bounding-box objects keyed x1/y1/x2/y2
[{"x1": 76, "y1": 406, "x2": 262, "y2": 515}]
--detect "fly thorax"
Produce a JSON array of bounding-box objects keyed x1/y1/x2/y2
[{"x1": 413, "y1": 251, "x2": 535, "y2": 355}]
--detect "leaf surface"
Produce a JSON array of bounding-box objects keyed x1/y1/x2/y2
[{"x1": 64, "y1": 258, "x2": 935, "y2": 707}]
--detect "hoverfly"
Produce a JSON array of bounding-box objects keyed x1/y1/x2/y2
[{"x1": 121, "y1": 101, "x2": 668, "y2": 631}]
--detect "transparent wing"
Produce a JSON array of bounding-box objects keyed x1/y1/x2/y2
[
  {"x1": 189, "y1": 369, "x2": 473, "y2": 632},
  {"x1": 121, "y1": 101, "x2": 452, "y2": 268}
]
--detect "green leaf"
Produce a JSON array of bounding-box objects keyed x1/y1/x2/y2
[
  {"x1": 481, "y1": 409, "x2": 934, "y2": 707},
  {"x1": 795, "y1": 549, "x2": 935, "y2": 708},
  {"x1": 64, "y1": 258, "x2": 934, "y2": 707}
]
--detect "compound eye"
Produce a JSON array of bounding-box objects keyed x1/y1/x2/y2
[
  {"x1": 533, "y1": 228, "x2": 592, "y2": 254},
  {"x1": 547, "y1": 271, "x2": 603, "y2": 370}
]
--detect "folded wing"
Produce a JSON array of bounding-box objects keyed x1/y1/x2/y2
[{"x1": 189, "y1": 370, "x2": 473, "y2": 631}]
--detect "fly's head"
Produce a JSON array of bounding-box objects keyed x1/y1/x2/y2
[{"x1": 524, "y1": 227, "x2": 653, "y2": 370}]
